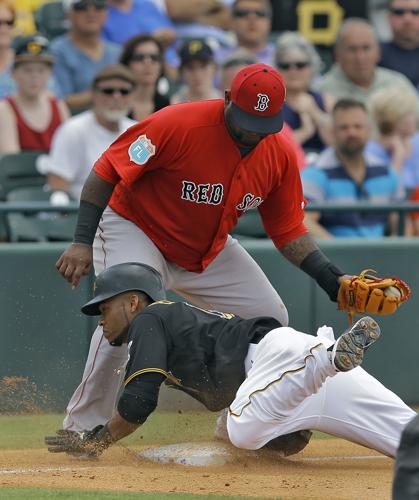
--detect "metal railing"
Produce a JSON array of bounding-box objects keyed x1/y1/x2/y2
[
  {"x1": 305, "y1": 202, "x2": 419, "y2": 236},
  {"x1": 0, "y1": 201, "x2": 418, "y2": 236}
]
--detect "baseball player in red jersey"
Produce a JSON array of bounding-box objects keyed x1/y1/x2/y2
[{"x1": 57, "y1": 64, "x2": 346, "y2": 433}]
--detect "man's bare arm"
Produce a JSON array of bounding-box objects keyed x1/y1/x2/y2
[
  {"x1": 106, "y1": 411, "x2": 141, "y2": 442},
  {"x1": 164, "y1": 0, "x2": 222, "y2": 20},
  {"x1": 303, "y1": 212, "x2": 334, "y2": 239},
  {"x1": 279, "y1": 232, "x2": 344, "y2": 301},
  {"x1": 56, "y1": 171, "x2": 115, "y2": 287},
  {"x1": 279, "y1": 232, "x2": 320, "y2": 266}
]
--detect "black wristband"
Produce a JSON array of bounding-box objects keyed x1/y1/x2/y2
[
  {"x1": 300, "y1": 250, "x2": 344, "y2": 302},
  {"x1": 74, "y1": 200, "x2": 105, "y2": 245}
]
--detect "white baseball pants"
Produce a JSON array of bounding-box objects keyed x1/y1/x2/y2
[
  {"x1": 227, "y1": 326, "x2": 415, "y2": 457},
  {"x1": 64, "y1": 208, "x2": 288, "y2": 430}
]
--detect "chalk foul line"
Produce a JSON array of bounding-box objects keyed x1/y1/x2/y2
[{"x1": 0, "y1": 455, "x2": 387, "y2": 474}]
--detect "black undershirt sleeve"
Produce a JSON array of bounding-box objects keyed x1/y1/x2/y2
[
  {"x1": 120, "y1": 313, "x2": 169, "y2": 423},
  {"x1": 118, "y1": 372, "x2": 166, "y2": 424}
]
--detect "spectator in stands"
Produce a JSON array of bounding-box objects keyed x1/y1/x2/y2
[
  {"x1": 275, "y1": 32, "x2": 333, "y2": 154},
  {"x1": 302, "y1": 99, "x2": 404, "y2": 238},
  {"x1": 103, "y1": 0, "x2": 177, "y2": 49},
  {"x1": 410, "y1": 186, "x2": 419, "y2": 235},
  {"x1": 379, "y1": 0, "x2": 419, "y2": 88},
  {"x1": 215, "y1": 0, "x2": 274, "y2": 66},
  {"x1": 171, "y1": 39, "x2": 221, "y2": 103},
  {"x1": 0, "y1": 35, "x2": 69, "y2": 154},
  {"x1": 50, "y1": 0, "x2": 121, "y2": 113},
  {"x1": 313, "y1": 18, "x2": 418, "y2": 105},
  {"x1": 42, "y1": 64, "x2": 136, "y2": 199},
  {"x1": 366, "y1": 86, "x2": 419, "y2": 195},
  {"x1": 0, "y1": 0, "x2": 15, "y2": 98},
  {"x1": 119, "y1": 34, "x2": 169, "y2": 122},
  {"x1": 156, "y1": 0, "x2": 232, "y2": 48},
  {"x1": 218, "y1": 47, "x2": 256, "y2": 90}
]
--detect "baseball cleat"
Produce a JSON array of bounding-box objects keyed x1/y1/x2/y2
[{"x1": 331, "y1": 316, "x2": 381, "y2": 372}]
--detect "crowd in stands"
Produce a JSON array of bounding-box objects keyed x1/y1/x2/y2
[{"x1": 0, "y1": 0, "x2": 419, "y2": 241}]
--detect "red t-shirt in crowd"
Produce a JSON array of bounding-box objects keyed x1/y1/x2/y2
[
  {"x1": 94, "y1": 99, "x2": 307, "y2": 272},
  {"x1": 6, "y1": 96, "x2": 63, "y2": 151}
]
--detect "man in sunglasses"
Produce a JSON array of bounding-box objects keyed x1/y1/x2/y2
[
  {"x1": 215, "y1": 0, "x2": 274, "y2": 67},
  {"x1": 379, "y1": 0, "x2": 419, "y2": 88},
  {"x1": 50, "y1": 0, "x2": 121, "y2": 113},
  {"x1": 42, "y1": 64, "x2": 136, "y2": 199}
]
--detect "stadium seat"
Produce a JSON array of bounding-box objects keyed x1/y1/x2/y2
[
  {"x1": 0, "y1": 151, "x2": 46, "y2": 201},
  {"x1": 34, "y1": 1, "x2": 69, "y2": 40},
  {"x1": 5, "y1": 186, "x2": 77, "y2": 242}
]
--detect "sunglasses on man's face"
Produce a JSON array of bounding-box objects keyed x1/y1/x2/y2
[
  {"x1": 73, "y1": 1, "x2": 107, "y2": 12},
  {"x1": 390, "y1": 7, "x2": 419, "y2": 16},
  {"x1": 130, "y1": 53, "x2": 162, "y2": 63},
  {"x1": 97, "y1": 87, "x2": 132, "y2": 96},
  {"x1": 233, "y1": 8, "x2": 269, "y2": 18},
  {"x1": 277, "y1": 61, "x2": 311, "y2": 70}
]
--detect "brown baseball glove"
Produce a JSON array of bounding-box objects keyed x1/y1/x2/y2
[{"x1": 337, "y1": 269, "x2": 411, "y2": 324}]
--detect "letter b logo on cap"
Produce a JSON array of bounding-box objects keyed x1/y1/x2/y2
[{"x1": 254, "y1": 93, "x2": 270, "y2": 112}]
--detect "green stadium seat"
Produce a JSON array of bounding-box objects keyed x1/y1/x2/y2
[
  {"x1": 5, "y1": 186, "x2": 77, "y2": 242},
  {"x1": 0, "y1": 151, "x2": 46, "y2": 201},
  {"x1": 34, "y1": 1, "x2": 68, "y2": 40}
]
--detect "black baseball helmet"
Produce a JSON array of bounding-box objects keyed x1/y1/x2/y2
[{"x1": 81, "y1": 262, "x2": 166, "y2": 316}]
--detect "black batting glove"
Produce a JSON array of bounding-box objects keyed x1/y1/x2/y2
[{"x1": 45, "y1": 425, "x2": 113, "y2": 457}]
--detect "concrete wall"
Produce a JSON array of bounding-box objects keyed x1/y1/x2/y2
[{"x1": 0, "y1": 239, "x2": 418, "y2": 412}]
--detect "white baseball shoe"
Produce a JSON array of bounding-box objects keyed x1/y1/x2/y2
[{"x1": 331, "y1": 316, "x2": 381, "y2": 372}]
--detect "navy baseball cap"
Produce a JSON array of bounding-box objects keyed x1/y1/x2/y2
[
  {"x1": 179, "y1": 39, "x2": 214, "y2": 67},
  {"x1": 14, "y1": 35, "x2": 54, "y2": 66},
  {"x1": 229, "y1": 63, "x2": 286, "y2": 134}
]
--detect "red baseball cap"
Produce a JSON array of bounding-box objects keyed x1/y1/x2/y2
[{"x1": 229, "y1": 63, "x2": 286, "y2": 134}]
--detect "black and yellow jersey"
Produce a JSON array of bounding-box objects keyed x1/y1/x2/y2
[{"x1": 123, "y1": 300, "x2": 281, "y2": 413}]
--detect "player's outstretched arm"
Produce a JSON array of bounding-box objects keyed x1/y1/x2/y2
[
  {"x1": 279, "y1": 232, "x2": 345, "y2": 301},
  {"x1": 45, "y1": 411, "x2": 141, "y2": 457},
  {"x1": 56, "y1": 171, "x2": 115, "y2": 288}
]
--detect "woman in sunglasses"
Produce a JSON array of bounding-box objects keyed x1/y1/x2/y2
[
  {"x1": 119, "y1": 34, "x2": 169, "y2": 122},
  {"x1": 275, "y1": 32, "x2": 334, "y2": 155}
]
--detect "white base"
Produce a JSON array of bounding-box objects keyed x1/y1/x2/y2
[{"x1": 137, "y1": 441, "x2": 273, "y2": 467}]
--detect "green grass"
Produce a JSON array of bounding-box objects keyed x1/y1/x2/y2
[
  {"x1": 0, "y1": 412, "x2": 220, "y2": 450},
  {"x1": 0, "y1": 489, "x2": 272, "y2": 500},
  {"x1": 0, "y1": 412, "x2": 331, "y2": 451}
]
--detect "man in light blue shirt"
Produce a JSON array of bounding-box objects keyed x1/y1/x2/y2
[
  {"x1": 302, "y1": 99, "x2": 404, "y2": 238},
  {"x1": 51, "y1": 0, "x2": 121, "y2": 112}
]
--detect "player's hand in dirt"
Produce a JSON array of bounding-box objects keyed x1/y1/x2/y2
[
  {"x1": 56, "y1": 243, "x2": 93, "y2": 289},
  {"x1": 45, "y1": 426, "x2": 113, "y2": 457}
]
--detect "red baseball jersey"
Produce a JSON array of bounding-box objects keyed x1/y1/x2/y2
[{"x1": 94, "y1": 99, "x2": 307, "y2": 272}]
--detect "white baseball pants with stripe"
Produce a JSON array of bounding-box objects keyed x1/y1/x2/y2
[
  {"x1": 227, "y1": 326, "x2": 415, "y2": 457},
  {"x1": 63, "y1": 207, "x2": 288, "y2": 431}
]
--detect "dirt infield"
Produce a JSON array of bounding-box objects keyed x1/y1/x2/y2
[{"x1": 0, "y1": 439, "x2": 394, "y2": 499}]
